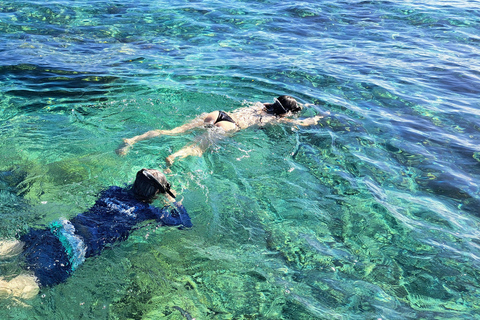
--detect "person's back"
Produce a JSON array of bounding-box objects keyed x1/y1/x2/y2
[{"x1": 70, "y1": 185, "x2": 191, "y2": 257}]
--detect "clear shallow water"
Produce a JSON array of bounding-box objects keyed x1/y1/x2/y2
[{"x1": 1, "y1": 0, "x2": 480, "y2": 318}]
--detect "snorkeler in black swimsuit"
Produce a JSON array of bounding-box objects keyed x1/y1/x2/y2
[{"x1": 117, "y1": 95, "x2": 323, "y2": 166}]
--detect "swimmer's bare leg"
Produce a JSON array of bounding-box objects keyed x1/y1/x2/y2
[
  {"x1": 117, "y1": 115, "x2": 208, "y2": 156},
  {"x1": 116, "y1": 130, "x2": 165, "y2": 156},
  {"x1": 166, "y1": 144, "x2": 205, "y2": 166},
  {"x1": 115, "y1": 138, "x2": 134, "y2": 156},
  {"x1": 0, "y1": 240, "x2": 24, "y2": 259},
  {"x1": 0, "y1": 274, "x2": 39, "y2": 300},
  {"x1": 165, "y1": 125, "x2": 221, "y2": 168}
]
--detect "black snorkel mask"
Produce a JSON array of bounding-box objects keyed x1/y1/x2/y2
[{"x1": 143, "y1": 169, "x2": 176, "y2": 199}]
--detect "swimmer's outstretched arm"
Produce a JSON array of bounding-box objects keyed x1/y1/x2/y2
[
  {"x1": 279, "y1": 115, "x2": 324, "y2": 127},
  {"x1": 116, "y1": 114, "x2": 207, "y2": 156}
]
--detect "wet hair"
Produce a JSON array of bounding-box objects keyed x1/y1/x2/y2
[
  {"x1": 131, "y1": 169, "x2": 175, "y2": 201},
  {"x1": 265, "y1": 95, "x2": 302, "y2": 115}
]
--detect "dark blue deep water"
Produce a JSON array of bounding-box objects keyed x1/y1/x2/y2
[{"x1": 1, "y1": 0, "x2": 480, "y2": 319}]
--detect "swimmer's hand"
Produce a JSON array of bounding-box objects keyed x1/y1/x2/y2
[
  {"x1": 158, "y1": 202, "x2": 192, "y2": 228},
  {"x1": 174, "y1": 202, "x2": 192, "y2": 228},
  {"x1": 172, "y1": 195, "x2": 183, "y2": 205},
  {"x1": 281, "y1": 115, "x2": 323, "y2": 127},
  {"x1": 296, "y1": 115, "x2": 323, "y2": 126}
]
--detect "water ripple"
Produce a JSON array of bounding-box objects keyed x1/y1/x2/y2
[{"x1": 1, "y1": 0, "x2": 480, "y2": 318}]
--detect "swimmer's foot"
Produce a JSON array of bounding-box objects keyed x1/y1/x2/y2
[
  {"x1": 0, "y1": 274, "x2": 39, "y2": 300},
  {"x1": 115, "y1": 139, "x2": 133, "y2": 156},
  {"x1": 166, "y1": 155, "x2": 175, "y2": 166},
  {"x1": 0, "y1": 240, "x2": 24, "y2": 259}
]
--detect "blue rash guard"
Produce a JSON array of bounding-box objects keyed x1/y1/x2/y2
[{"x1": 20, "y1": 186, "x2": 192, "y2": 287}]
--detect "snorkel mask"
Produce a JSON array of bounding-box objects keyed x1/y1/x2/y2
[
  {"x1": 133, "y1": 168, "x2": 176, "y2": 201},
  {"x1": 264, "y1": 95, "x2": 302, "y2": 115},
  {"x1": 266, "y1": 98, "x2": 288, "y2": 115},
  {"x1": 142, "y1": 169, "x2": 176, "y2": 199}
]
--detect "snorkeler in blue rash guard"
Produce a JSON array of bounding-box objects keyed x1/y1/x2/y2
[{"x1": 0, "y1": 169, "x2": 191, "y2": 300}]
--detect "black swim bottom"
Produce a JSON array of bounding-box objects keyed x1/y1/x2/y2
[{"x1": 215, "y1": 111, "x2": 236, "y2": 125}]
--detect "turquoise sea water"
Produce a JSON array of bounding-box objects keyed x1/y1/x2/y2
[{"x1": 1, "y1": 0, "x2": 480, "y2": 318}]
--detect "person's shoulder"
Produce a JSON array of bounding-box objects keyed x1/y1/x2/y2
[
  {"x1": 99, "y1": 185, "x2": 123, "y2": 196},
  {"x1": 97, "y1": 185, "x2": 136, "y2": 203}
]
